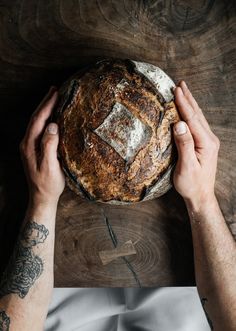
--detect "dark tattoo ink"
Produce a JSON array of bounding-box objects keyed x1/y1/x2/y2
[
  {"x1": 201, "y1": 298, "x2": 214, "y2": 330},
  {"x1": 0, "y1": 310, "x2": 10, "y2": 331},
  {"x1": 0, "y1": 221, "x2": 49, "y2": 299}
]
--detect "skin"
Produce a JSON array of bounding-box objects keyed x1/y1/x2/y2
[
  {"x1": 173, "y1": 81, "x2": 236, "y2": 331},
  {"x1": 0, "y1": 87, "x2": 65, "y2": 331},
  {"x1": 0, "y1": 82, "x2": 235, "y2": 330}
]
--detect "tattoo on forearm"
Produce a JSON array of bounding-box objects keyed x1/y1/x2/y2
[
  {"x1": 201, "y1": 298, "x2": 214, "y2": 330},
  {"x1": 0, "y1": 221, "x2": 49, "y2": 299},
  {"x1": 0, "y1": 310, "x2": 10, "y2": 331}
]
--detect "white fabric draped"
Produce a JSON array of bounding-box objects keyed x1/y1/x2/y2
[{"x1": 45, "y1": 288, "x2": 210, "y2": 331}]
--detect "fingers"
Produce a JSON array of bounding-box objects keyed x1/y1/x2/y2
[
  {"x1": 173, "y1": 121, "x2": 198, "y2": 167},
  {"x1": 32, "y1": 86, "x2": 57, "y2": 116},
  {"x1": 40, "y1": 123, "x2": 59, "y2": 168},
  {"x1": 179, "y1": 81, "x2": 211, "y2": 131},
  {"x1": 174, "y1": 86, "x2": 212, "y2": 150},
  {"x1": 179, "y1": 81, "x2": 199, "y2": 111},
  {"x1": 24, "y1": 87, "x2": 58, "y2": 153}
]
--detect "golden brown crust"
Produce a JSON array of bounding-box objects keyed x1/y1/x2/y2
[{"x1": 54, "y1": 59, "x2": 180, "y2": 203}]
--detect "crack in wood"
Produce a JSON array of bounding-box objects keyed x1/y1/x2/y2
[
  {"x1": 182, "y1": 7, "x2": 190, "y2": 31},
  {"x1": 104, "y1": 215, "x2": 141, "y2": 287}
]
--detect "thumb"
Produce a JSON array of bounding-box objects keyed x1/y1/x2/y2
[
  {"x1": 173, "y1": 121, "x2": 196, "y2": 165},
  {"x1": 41, "y1": 123, "x2": 59, "y2": 164}
]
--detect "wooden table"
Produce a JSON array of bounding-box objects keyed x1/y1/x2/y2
[{"x1": 0, "y1": 0, "x2": 235, "y2": 287}]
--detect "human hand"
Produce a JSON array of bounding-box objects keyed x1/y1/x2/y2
[
  {"x1": 20, "y1": 87, "x2": 65, "y2": 209},
  {"x1": 173, "y1": 81, "x2": 220, "y2": 212}
]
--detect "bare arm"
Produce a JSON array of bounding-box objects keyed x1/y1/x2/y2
[
  {"x1": 173, "y1": 81, "x2": 236, "y2": 331},
  {"x1": 0, "y1": 87, "x2": 65, "y2": 331}
]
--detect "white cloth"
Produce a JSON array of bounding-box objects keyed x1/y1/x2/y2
[{"x1": 45, "y1": 288, "x2": 210, "y2": 331}]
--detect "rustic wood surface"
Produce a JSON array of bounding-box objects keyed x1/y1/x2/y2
[{"x1": 0, "y1": 0, "x2": 235, "y2": 287}]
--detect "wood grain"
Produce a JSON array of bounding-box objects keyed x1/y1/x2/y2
[
  {"x1": 55, "y1": 188, "x2": 193, "y2": 286},
  {"x1": 0, "y1": 0, "x2": 235, "y2": 286}
]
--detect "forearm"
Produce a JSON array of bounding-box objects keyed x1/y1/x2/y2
[
  {"x1": 186, "y1": 195, "x2": 236, "y2": 331},
  {"x1": 0, "y1": 202, "x2": 57, "y2": 331}
]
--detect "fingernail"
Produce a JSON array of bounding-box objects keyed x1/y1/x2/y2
[
  {"x1": 174, "y1": 121, "x2": 187, "y2": 135},
  {"x1": 47, "y1": 123, "x2": 58, "y2": 134}
]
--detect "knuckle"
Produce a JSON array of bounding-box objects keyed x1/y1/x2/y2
[
  {"x1": 204, "y1": 141, "x2": 213, "y2": 151},
  {"x1": 214, "y1": 136, "x2": 220, "y2": 149},
  {"x1": 213, "y1": 141, "x2": 220, "y2": 152},
  {"x1": 180, "y1": 137, "x2": 192, "y2": 144},
  {"x1": 24, "y1": 148, "x2": 32, "y2": 159},
  {"x1": 19, "y1": 140, "x2": 25, "y2": 152},
  {"x1": 43, "y1": 137, "x2": 54, "y2": 150},
  {"x1": 185, "y1": 89, "x2": 192, "y2": 98},
  {"x1": 20, "y1": 146, "x2": 32, "y2": 160},
  {"x1": 185, "y1": 110, "x2": 198, "y2": 123},
  {"x1": 204, "y1": 139, "x2": 219, "y2": 155},
  {"x1": 31, "y1": 113, "x2": 38, "y2": 123},
  {"x1": 19, "y1": 140, "x2": 29, "y2": 157},
  {"x1": 179, "y1": 137, "x2": 193, "y2": 147},
  {"x1": 198, "y1": 107, "x2": 204, "y2": 117},
  {"x1": 32, "y1": 112, "x2": 43, "y2": 123},
  {"x1": 40, "y1": 158, "x2": 49, "y2": 171},
  {"x1": 210, "y1": 135, "x2": 220, "y2": 150}
]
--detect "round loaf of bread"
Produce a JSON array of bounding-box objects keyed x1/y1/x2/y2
[{"x1": 53, "y1": 59, "x2": 180, "y2": 204}]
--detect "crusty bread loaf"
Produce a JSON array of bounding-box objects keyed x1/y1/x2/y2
[{"x1": 53, "y1": 59, "x2": 180, "y2": 204}]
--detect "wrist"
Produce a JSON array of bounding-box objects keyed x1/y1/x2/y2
[
  {"x1": 29, "y1": 193, "x2": 59, "y2": 210},
  {"x1": 184, "y1": 193, "x2": 218, "y2": 215},
  {"x1": 26, "y1": 198, "x2": 58, "y2": 224}
]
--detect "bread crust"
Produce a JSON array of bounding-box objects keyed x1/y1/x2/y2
[{"x1": 53, "y1": 59, "x2": 180, "y2": 203}]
